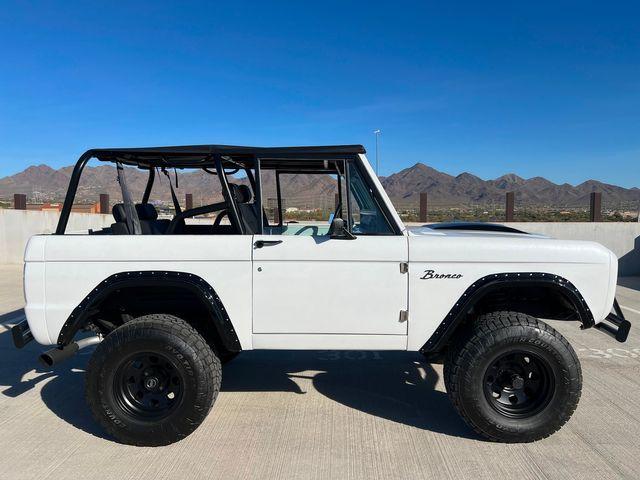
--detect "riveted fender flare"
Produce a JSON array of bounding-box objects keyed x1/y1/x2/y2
[
  {"x1": 419, "y1": 272, "x2": 594, "y2": 354},
  {"x1": 56, "y1": 271, "x2": 241, "y2": 352}
]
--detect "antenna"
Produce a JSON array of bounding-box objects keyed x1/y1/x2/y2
[{"x1": 373, "y1": 129, "x2": 381, "y2": 176}]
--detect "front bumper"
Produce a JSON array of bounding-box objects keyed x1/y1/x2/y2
[{"x1": 595, "y1": 299, "x2": 630, "y2": 343}]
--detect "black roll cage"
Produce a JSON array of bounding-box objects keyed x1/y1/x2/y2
[{"x1": 55, "y1": 145, "x2": 400, "y2": 236}]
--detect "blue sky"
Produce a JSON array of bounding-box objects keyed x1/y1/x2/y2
[{"x1": 0, "y1": 1, "x2": 638, "y2": 187}]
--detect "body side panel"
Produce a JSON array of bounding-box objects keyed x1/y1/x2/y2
[{"x1": 37, "y1": 235, "x2": 253, "y2": 348}]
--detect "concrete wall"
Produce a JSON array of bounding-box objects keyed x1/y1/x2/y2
[
  {"x1": 0, "y1": 209, "x2": 112, "y2": 264},
  {"x1": 1, "y1": 209, "x2": 639, "y2": 274},
  {"x1": 504, "y1": 222, "x2": 640, "y2": 276}
]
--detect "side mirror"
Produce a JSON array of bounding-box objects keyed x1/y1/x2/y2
[{"x1": 329, "y1": 217, "x2": 356, "y2": 240}]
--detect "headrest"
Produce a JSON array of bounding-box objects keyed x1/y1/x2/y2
[
  {"x1": 229, "y1": 184, "x2": 252, "y2": 204},
  {"x1": 112, "y1": 204, "x2": 127, "y2": 223},
  {"x1": 135, "y1": 203, "x2": 158, "y2": 220}
]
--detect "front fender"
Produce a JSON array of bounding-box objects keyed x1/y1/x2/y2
[{"x1": 417, "y1": 272, "x2": 594, "y2": 354}]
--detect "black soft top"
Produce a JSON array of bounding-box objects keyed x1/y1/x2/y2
[{"x1": 85, "y1": 144, "x2": 366, "y2": 168}]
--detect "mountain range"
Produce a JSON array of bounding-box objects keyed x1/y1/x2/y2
[
  {"x1": 380, "y1": 163, "x2": 639, "y2": 207},
  {"x1": 0, "y1": 162, "x2": 638, "y2": 208}
]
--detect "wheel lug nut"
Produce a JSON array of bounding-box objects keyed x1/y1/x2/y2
[{"x1": 512, "y1": 375, "x2": 524, "y2": 389}]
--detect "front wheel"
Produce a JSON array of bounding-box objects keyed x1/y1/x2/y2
[
  {"x1": 85, "y1": 314, "x2": 221, "y2": 446},
  {"x1": 444, "y1": 311, "x2": 582, "y2": 442}
]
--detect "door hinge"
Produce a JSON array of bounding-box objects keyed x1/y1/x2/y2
[
  {"x1": 400, "y1": 262, "x2": 409, "y2": 274},
  {"x1": 399, "y1": 310, "x2": 409, "y2": 322}
]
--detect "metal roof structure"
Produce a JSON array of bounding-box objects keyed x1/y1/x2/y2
[{"x1": 84, "y1": 144, "x2": 366, "y2": 168}]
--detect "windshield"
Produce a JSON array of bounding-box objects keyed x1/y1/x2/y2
[{"x1": 348, "y1": 162, "x2": 393, "y2": 235}]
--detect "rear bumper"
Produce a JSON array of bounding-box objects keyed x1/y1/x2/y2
[
  {"x1": 12, "y1": 319, "x2": 34, "y2": 349},
  {"x1": 594, "y1": 299, "x2": 630, "y2": 343}
]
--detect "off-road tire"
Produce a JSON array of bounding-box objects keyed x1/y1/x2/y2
[
  {"x1": 85, "y1": 314, "x2": 221, "y2": 446},
  {"x1": 444, "y1": 311, "x2": 581, "y2": 442}
]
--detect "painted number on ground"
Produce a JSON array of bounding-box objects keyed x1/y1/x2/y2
[{"x1": 578, "y1": 348, "x2": 640, "y2": 359}]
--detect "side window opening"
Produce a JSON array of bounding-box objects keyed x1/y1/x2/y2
[
  {"x1": 257, "y1": 159, "x2": 394, "y2": 237},
  {"x1": 258, "y1": 160, "x2": 347, "y2": 237},
  {"x1": 262, "y1": 172, "x2": 340, "y2": 236}
]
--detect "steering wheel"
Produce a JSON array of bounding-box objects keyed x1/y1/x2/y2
[
  {"x1": 166, "y1": 201, "x2": 226, "y2": 234},
  {"x1": 293, "y1": 225, "x2": 318, "y2": 236},
  {"x1": 213, "y1": 210, "x2": 229, "y2": 227}
]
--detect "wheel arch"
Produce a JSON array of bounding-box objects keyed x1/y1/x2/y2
[
  {"x1": 420, "y1": 272, "x2": 594, "y2": 356},
  {"x1": 57, "y1": 271, "x2": 241, "y2": 355}
]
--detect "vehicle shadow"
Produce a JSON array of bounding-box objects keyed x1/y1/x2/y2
[
  {"x1": 0, "y1": 318, "x2": 475, "y2": 441},
  {"x1": 222, "y1": 350, "x2": 477, "y2": 440},
  {"x1": 0, "y1": 311, "x2": 109, "y2": 439}
]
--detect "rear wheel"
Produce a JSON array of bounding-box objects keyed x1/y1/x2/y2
[
  {"x1": 85, "y1": 314, "x2": 221, "y2": 446},
  {"x1": 444, "y1": 311, "x2": 581, "y2": 442}
]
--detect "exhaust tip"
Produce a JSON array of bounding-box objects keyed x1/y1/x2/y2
[
  {"x1": 39, "y1": 353, "x2": 55, "y2": 368},
  {"x1": 38, "y1": 343, "x2": 80, "y2": 368}
]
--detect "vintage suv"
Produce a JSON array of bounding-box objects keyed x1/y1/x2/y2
[{"x1": 12, "y1": 144, "x2": 630, "y2": 446}]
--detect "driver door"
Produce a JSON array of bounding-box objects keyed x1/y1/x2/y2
[{"x1": 251, "y1": 160, "x2": 408, "y2": 349}]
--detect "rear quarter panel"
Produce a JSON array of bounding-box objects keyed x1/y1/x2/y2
[
  {"x1": 23, "y1": 236, "x2": 48, "y2": 343},
  {"x1": 32, "y1": 235, "x2": 253, "y2": 348},
  {"x1": 407, "y1": 234, "x2": 614, "y2": 351}
]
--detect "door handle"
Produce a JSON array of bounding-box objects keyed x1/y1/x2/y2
[{"x1": 254, "y1": 240, "x2": 283, "y2": 249}]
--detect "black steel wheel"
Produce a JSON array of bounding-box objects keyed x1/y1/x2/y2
[
  {"x1": 483, "y1": 350, "x2": 554, "y2": 418},
  {"x1": 86, "y1": 314, "x2": 221, "y2": 446},
  {"x1": 114, "y1": 352, "x2": 184, "y2": 419},
  {"x1": 444, "y1": 311, "x2": 582, "y2": 443}
]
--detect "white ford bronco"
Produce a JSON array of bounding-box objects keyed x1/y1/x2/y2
[{"x1": 12, "y1": 145, "x2": 630, "y2": 446}]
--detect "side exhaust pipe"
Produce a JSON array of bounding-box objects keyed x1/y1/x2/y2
[{"x1": 39, "y1": 336, "x2": 102, "y2": 368}]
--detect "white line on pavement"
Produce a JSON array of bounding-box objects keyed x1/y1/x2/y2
[{"x1": 620, "y1": 304, "x2": 640, "y2": 316}]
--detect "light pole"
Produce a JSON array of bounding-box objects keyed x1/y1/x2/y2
[{"x1": 373, "y1": 129, "x2": 381, "y2": 176}]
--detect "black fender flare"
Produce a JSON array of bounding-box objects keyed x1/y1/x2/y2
[
  {"x1": 419, "y1": 272, "x2": 594, "y2": 354},
  {"x1": 56, "y1": 271, "x2": 241, "y2": 353}
]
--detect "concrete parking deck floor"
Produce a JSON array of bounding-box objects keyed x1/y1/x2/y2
[{"x1": 0, "y1": 263, "x2": 638, "y2": 480}]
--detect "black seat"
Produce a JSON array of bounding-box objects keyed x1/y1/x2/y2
[
  {"x1": 135, "y1": 203, "x2": 170, "y2": 234},
  {"x1": 111, "y1": 204, "x2": 130, "y2": 235},
  {"x1": 110, "y1": 203, "x2": 169, "y2": 235},
  {"x1": 229, "y1": 184, "x2": 260, "y2": 234}
]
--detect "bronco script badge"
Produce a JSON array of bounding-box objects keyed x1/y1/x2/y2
[{"x1": 421, "y1": 269, "x2": 463, "y2": 280}]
